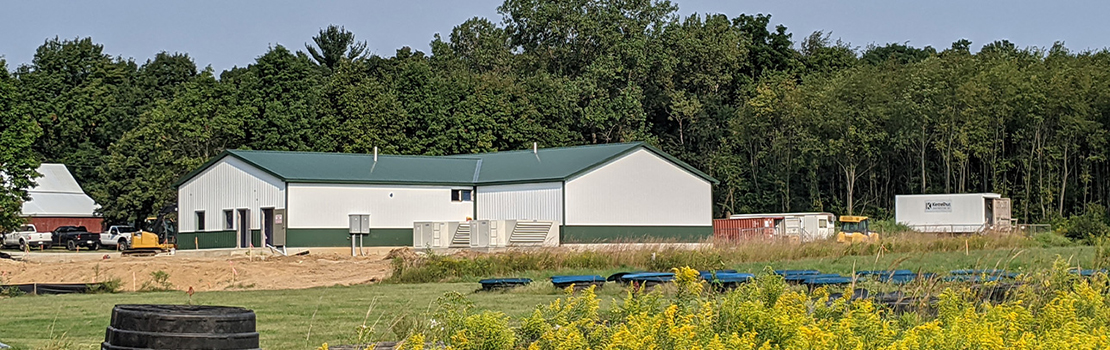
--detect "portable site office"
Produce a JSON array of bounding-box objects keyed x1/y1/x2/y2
[{"x1": 174, "y1": 142, "x2": 718, "y2": 249}]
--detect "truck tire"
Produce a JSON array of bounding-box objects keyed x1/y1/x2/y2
[
  {"x1": 19, "y1": 239, "x2": 27, "y2": 252},
  {"x1": 66, "y1": 240, "x2": 76, "y2": 251},
  {"x1": 91, "y1": 242, "x2": 101, "y2": 251},
  {"x1": 118, "y1": 239, "x2": 129, "y2": 251},
  {"x1": 103, "y1": 305, "x2": 259, "y2": 349}
]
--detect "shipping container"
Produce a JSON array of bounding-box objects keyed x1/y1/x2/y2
[{"x1": 713, "y1": 217, "x2": 779, "y2": 241}]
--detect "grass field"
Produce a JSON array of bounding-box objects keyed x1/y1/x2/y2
[
  {"x1": 0, "y1": 283, "x2": 570, "y2": 350},
  {"x1": 0, "y1": 245, "x2": 1096, "y2": 350},
  {"x1": 413, "y1": 245, "x2": 1095, "y2": 283}
]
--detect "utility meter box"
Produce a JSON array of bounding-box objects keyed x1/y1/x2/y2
[{"x1": 348, "y1": 214, "x2": 370, "y2": 234}]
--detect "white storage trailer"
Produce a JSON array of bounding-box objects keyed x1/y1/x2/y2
[
  {"x1": 895, "y1": 193, "x2": 1012, "y2": 233},
  {"x1": 729, "y1": 212, "x2": 836, "y2": 241}
]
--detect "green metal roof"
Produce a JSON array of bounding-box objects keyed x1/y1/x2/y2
[
  {"x1": 227, "y1": 150, "x2": 479, "y2": 185},
  {"x1": 175, "y1": 142, "x2": 717, "y2": 187},
  {"x1": 449, "y1": 142, "x2": 641, "y2": 183}
]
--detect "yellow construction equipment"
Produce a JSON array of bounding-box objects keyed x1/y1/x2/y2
[
  {"x1": 121, "y1": 205, "x2": 177, "y2": 256},
  {"x1": 836, "y1": 215, "x2": 880, "y2": 243}
]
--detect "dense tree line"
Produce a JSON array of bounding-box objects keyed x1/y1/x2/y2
[{"x1": 3, "y1": 0, "x2": 1110, "y2": 229}]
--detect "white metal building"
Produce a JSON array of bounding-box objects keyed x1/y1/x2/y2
[
  {"x1": 174, "y1": 143, "x2": 717, "y2": 249},
  {"x1": 895, "y1": 193, "x2": 1013, "y2": 233}
]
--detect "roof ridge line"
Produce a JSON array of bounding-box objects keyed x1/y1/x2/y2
[
  {"x1": 451, "y1": 142, "x2": 643, "y2": 157},
  {"x1": 26, "y1": 190, "x2": 91, "y2": 195},
  {"x1": 230, "y1": 149, "x2": 481, "y2": 161}
]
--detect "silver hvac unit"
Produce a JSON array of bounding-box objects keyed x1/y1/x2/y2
[
  {"x1": 448, "y1": 221, "x2": 472, "y2": 248},
  {"x1": 469, "y1": 220, "x2": 497, "y2": 248},
  {"x1": 507, "y1": 221, "x2": 557, "y2": 246},
  {"x1": 413, "y1": 221, "x2": 451, "y2": 249},
  {"x1": 414, "y1": 220, "x2": 560, "y2": 249},
  {"x1": 469, "y1": 220, "x2": 559, "y2": 248}
]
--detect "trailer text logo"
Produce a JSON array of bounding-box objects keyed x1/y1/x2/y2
[{"x1": 924, "y1": 200, "x2": 952, "y2": 213}]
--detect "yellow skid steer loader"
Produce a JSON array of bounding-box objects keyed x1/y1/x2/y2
[{"x1": 836, "y1": 215, "x2": 881, "y2": 243}]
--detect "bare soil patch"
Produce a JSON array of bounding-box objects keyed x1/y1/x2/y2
[{"x1": 0, "y1": 251, "x2": 391, "y2": 292}]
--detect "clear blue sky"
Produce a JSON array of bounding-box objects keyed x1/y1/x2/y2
[{"x1": 2, "y1": 0, "x2": 1107, "y2": 72}]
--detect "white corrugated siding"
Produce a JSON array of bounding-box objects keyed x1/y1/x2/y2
[
  {"x1": 177, "y1": 157, "x2": 285, "y2": 232},
  {"x1": 565, "y1": 149, "x2": 711, "y2": 226},
  {"x1": 286, "y1": 184, "x2": 473, "y2": 229},
  {"x1": 477, "y1": 182, "x2": 562, "y2": 221}
]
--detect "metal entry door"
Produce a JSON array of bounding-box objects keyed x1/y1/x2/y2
[
  {"x1": 238, "y1": 209, "x2": 251, "y2": 248},
  {"x1": 261, "y1": 208, "x2": 274, "y2": 246},
  {"x1": 273, "y1": 209, "x2": 286, "y2": 246}
]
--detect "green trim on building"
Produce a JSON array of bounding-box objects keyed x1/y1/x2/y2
[
  {"x1": 560, "y1": 226, "x2": 712, "y2": 243},
  {"x1": 251, "y1": 229, "x2": 262, "y2": 247},
  {"x1": 285, "y1": 228, "x2": 413, "y2": 247},
  {"x1": 181, "y1": 227, "x2": 709, "y2": 248},
  {"x1": 176, "y1": 230, "x2": 236, "y2": 249}
]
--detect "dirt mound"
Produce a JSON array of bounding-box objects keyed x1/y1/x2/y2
[
  {"x1": 385, "y1": 247, "x2": 419, "y2": 261},
  {"x1": 0, "y1": 253, "x2": 392, "y2": 292}
]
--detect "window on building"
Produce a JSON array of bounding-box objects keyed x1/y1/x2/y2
[
  {"x1": 224, "y1": 210, "x2": 234, "y2": 230},
  {"x1": 196, "y1": 211, "x2": 206, "y2": 231},
  {"x1": 451, "y1": 189, "x2": 473, "y2": 202},
  {"x1": 819, "y1": 219, "x2": 828, "y2": 229}
]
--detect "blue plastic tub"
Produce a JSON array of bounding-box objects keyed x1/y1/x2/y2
[
  {"x1": 622, "y1": 272, "x2": 676, "y2": 285},
  {"x1": 551, "y1": 275, "x2": 606, "y2": 289},
  {"x1": 784, "y1": 273, "x2": 840, "y2": 283},
  {"x1": 699, "y1": 270, "x2": 740, "y2": 280},
  {"x1": 856, "y1": 270, "x2": 913, "y2": 277},
  {"x1": 699, "y1": 270, "x2": 738, "y2": 278},
  {"x1": 607, "y1": 272, "x2": 645, "y2": 283},
  {"x1": 708, "y1": 273, "x2": 755, "y2": 283},
  {"x1": 803, "y1": 276, "x2": 854, "y2": 286},
  {"x1": 1069, "y1": 269, "x2": 1108, "y2": 277},
  {"x1": 943, "y1": 275, "x2": 1003, "y2": 283},
  {"x1": 775, "y1": 269, "x2": 820, "y2": 276},
  {"x1": 707, "y1": 273, "x2": 755, "y2": 290},
  {"x1": 878, "y1": 273, "x2": 936, "y2": 284},
  {"x1": 949, "y1": 269, "x2": 1018, "y2": 278}
]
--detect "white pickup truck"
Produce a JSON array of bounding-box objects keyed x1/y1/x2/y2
[
  {"x1": 101, "y1": 225, "x2": 139, "y2": 250},
  {"x1": 2, "y1": 224, "x2": 53, "y2": 250}
]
